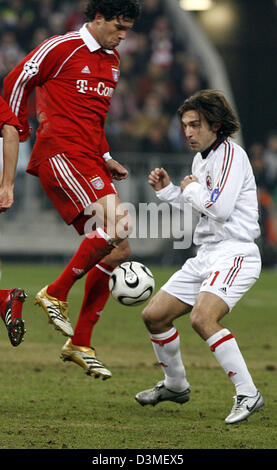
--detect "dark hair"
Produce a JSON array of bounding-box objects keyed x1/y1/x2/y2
[
  {"x1": 85, "y1": 0, "x2": 141, "y2": 21},
  {"x1": 177, "y1": 89, "x2": 240, "y2": 139}
]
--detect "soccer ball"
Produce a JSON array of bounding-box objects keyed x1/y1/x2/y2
[{"x1": 109, "y1": 261, "x2": 155, "y2": 306}]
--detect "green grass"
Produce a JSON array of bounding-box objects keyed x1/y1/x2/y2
[{"x1": 0, "y1": 264, "x2": 276, "y2": 450}]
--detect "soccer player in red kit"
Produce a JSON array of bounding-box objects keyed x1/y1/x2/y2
[
  {"x1": 3, "y1": 0, "x2": 141, "y2": 375},
  {"x1": 0, "y1": 96, "x2": 27, "y2": 346}
]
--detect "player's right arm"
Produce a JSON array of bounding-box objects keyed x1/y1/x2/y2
[
  {"x1": 149, "y1": 167, "x2": 186, "y2": 207},
  {"x1": 0, "y1": 123, "x2": 19, "y2": 211},
  {"x1": 149, "y1": 168, "x2": 171, "y2": 191},
  {"x1": 3, "y1": 35, "x2": 69, "y2": 141},
  {"x1": 0, "y1": 96, "x2": 21, "y2": 211}
]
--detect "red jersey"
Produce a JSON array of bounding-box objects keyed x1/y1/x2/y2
[
  {"x1": 0, "y1": 95, "x2": 21, "y2": 130},
  {"x1": 3, "y1": 24, "x2": 120, "y2": 176}
]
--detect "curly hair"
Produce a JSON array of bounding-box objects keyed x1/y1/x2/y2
[
  {"x1": 177, "y1": 89, "x2": 240, "y2": 139},
  {"x1": 85, "y1": 0, "x2": 141, "y2": 21}
]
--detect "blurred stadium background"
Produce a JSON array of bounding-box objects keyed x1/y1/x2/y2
[{"x1": 0, "y1": 0, "x2": 277, "y2": 268}]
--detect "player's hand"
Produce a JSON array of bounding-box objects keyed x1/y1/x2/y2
[
  {"x1": 106, "y1": 159, "x2": 129, "y2": 180},
  {"x1": 0, "y1": 185, "x2": 14, "y2": 212},
  {"x1": 148, "y1": 168, "x2": 171, "y2": 191},
  {"x1": 180, "y1": 175, "x2": 198, "y2": 192}
]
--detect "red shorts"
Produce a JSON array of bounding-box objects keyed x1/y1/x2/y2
[{"x1": 38, "y1": 153, "x2": 117, "y2": 234}]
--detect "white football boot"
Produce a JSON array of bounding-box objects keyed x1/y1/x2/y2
[
  {"x1": 135, "y1": 381, "x2": 190, "y2": 406},
  {"x1": 225, "y1": 391, "x2": 264, "y2": 424},
  {"x1": 35, "y1": 286, "x2": 74, "y2": 337}
]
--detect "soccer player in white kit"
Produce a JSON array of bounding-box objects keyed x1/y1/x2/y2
[{"x1": 135, "y1": 90, "x2": 264, "y2": 424}]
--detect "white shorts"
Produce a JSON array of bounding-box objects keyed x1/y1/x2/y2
[{"x1": 161, "y1": 240, "x2": 261, "y2": 311}]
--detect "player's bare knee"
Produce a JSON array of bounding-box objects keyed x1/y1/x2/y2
[
  {"x1": 141, "y1": 304, "x2": 153, "y2": 325},
  {"x1": 100, "y1": 239, "x2": 131, "y2": 268},
  {"x1": 115, "y1": 242, "x2": 131, "y2": 263},
  {"x1": 190, "y1": 308, "x2": 206, "y2": 333},
  {"x1": 114, "y1": 213, "x2": 133, "y2": 242},
  {"x1": 141, "y1": 304, "x2": 161, "y2": 331}
]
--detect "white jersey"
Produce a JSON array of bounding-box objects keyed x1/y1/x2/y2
[{"x1": 156, "y1": 139, "x2": 260, "y2": 245}]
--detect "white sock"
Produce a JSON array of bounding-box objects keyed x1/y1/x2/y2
[
  {"x1": 150, "y1": 327, "x2": 190, "y2": 392},
  {"x1": 206, "y1": 328, "x2": 257, "y2": 396}
]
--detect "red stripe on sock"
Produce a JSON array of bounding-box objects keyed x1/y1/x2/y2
[
  {"x1": 151, "y1": 330, "x2": 179, "y2": 346},
  {"x1": 210, "y1": 333, "x2": 234, "y2": 351}
]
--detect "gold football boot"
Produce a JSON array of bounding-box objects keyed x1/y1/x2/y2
[
  {"x1": 35, "y1": 286, "x2": 74, "y2": 337},
  {"x1": 60, "y1": 339, "x2": 112, "y2": 380}
]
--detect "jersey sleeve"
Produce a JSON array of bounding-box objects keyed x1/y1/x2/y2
[
  {"x1": 0, "y1": 96, "x2": 21, "y2": 131},
  {"x1": 182, "y1": 141, "x2": 244, "y2": 222},
  {"x1": 3, "y1": 36, "x2": 70, "y2": 141},
  {"x1": 155, "y1": 182, "x2": 186, "y2": 210}
]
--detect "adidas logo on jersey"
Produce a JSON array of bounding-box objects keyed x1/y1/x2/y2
[
  {"x1": 218, "y1": 286, "x2": 228, "y2": 295},
  {"x1": 81, "y1": 65, "x2": 91, "y2": 74}
]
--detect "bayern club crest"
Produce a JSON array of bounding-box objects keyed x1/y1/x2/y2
[
  {"x1": 91, "y1": 176, "x2": 105, "y2": 190},
  {"x1": 111, "y1": 67, "x2": 120, "y2": 82}
]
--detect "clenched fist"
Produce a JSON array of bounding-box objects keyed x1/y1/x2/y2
[
  {"x1": 148, "y1": 168, "x2": 170, "y2": 191},
  {"x1": 180, "y1": 175, "x2": 198, "y2": 192}
]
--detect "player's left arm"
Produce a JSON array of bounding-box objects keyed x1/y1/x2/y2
[
  {"x1": 0, "y1": 123, "x2": 19, "y2": 211},
  {"x1": 181, "y1": 143, "x2": 245, "y2": 222},
  {"x1": 101, "y1": 133, "x2": 128, "y2": 180},
  {"x1": 106, "y1": 158, "x2": 129, "y2": 180}
]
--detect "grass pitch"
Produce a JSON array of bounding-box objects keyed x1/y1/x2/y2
[{"x1": 0, "y1": 264, "x2": 276, "y2": 450}]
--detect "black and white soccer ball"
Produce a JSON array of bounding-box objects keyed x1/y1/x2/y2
[{"x1": 109, "y1": 261, "x2": 155, "y2": 306}]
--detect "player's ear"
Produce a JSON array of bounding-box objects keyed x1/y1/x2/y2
[
  {"x1": 94, "y1": 13, "x2": 105, "y2": 25},
  {"x1": 213, "y1": 123, "x2": 221, "y2": 133}
]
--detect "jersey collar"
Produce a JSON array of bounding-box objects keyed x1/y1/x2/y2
[
  {"x1": 201, "y1": 137, "x2": 225, "y2": 159},
  {"x1": 79, "y1": 23, "x2": 114, "y2": 54}
]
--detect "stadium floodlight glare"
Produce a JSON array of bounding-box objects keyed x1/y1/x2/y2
[{"x1": 179, "y1": 0, "x2": 213, "y2": 11}]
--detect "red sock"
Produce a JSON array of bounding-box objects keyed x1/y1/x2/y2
[
  {"x1": 47, "y1": 228, "x2": 113, "y2": 301},
  {"x1": 72, "y1": 262, "x2": 113, "y2": 347},
  {"x1": 0, "y1": 289, "x2": 11, "y2": 321},
  {"x1": 0, "y1": 289, "x2": 24, "y2": 321}
]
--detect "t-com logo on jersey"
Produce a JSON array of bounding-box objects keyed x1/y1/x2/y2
[{"x1": 76, "y1": 79, "x2": 114, "y2": 97}]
